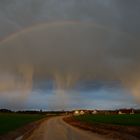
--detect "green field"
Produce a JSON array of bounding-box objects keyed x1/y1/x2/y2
[
  {"x1": 73, "y1": 114, "x2": 140, "y2": 126},
  {"x1": 0, "y1": 113, "x2": 45, "y2": 135}
]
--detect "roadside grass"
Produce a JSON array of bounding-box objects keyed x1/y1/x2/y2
[
  {"x1": 73, "y1": 114, "x2": 140, "y2": 126},
  {"x1": 0, "y1": 113, "x2": 45, "y2": 135}
]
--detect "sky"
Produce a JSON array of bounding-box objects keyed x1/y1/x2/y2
[{"x1": 0, "y1": 0, "x2": 140, "y2": 110}]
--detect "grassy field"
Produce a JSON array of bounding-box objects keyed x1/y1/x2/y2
[
  {"x1": 73, "y1": 114, "x2": 140, "y2": 126},
  {"x1": 0, "y1": 113, "x2": 45, "y2": 135}
]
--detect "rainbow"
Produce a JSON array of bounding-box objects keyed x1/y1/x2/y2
[{"x1": 0, "y1": 20, "x2": 134, "y2": 45}]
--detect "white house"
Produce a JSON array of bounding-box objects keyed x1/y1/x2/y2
[
  {"x1": 79, "y1": 110, "x2": 85, "y2": 115},
  {"x1": 92, "y1": 110, "x2": 97, "y2": 114},
  {"x1": 118, "y1": 111, "x2": 125, "y2": 114},
  {"x1": 74, "y1": 110, "x2": 80, "y2": 116}
]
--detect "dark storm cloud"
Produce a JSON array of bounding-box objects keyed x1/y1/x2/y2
[
  {"x1": 114, "y1": 0, "x2": 140, "y2": 35},
  {"x1": 0, "y1": 0, "x2": 140, "y2": 39}
]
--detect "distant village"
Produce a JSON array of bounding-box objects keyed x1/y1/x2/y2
[
  {"x1": 0, "y1": 108, "x2": 140, "y2": 115},
  {"x1": 72, "y1": 108, "x2": 137, "y2": 116}
]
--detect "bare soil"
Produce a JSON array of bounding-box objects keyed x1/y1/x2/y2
[{"x1": 63, "y1": 116, "x2": 140, "y2": 140}]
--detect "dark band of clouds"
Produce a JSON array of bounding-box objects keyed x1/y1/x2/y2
[{"x1": 0, "y1": 0, "x2": 140, "y2": 39}]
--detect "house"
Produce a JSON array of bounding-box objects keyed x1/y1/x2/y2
[
  {"x1": 92, "y1": 110, "x2": 98, "y2": 114},
  {"x1": 118, "y1": 109, "x2": 134, "y2": 114},
  {"x1": 73, "y1": 110, "x2": 79, "y2": 116}
]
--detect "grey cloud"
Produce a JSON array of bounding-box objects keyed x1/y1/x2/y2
[{"x1": 0, "y1": 0, "x2": 140, "y2": 39}]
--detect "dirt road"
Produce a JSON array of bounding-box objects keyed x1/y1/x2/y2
[{"x1": 25, "y1": 116, "x2": 109, "y2": 140}]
